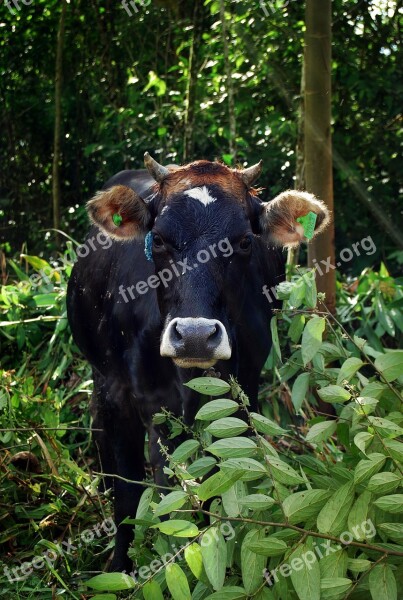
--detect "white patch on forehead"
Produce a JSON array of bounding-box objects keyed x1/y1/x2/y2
[
  {"x1": 184, "y1": 186, "x2": 217, "y2": 207},
  {"x1": 161, "y1": 206, "x2": 170, "y2": 215}
]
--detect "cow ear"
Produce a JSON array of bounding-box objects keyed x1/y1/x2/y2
[
  {"x1": 260, "y1": 190, "x2": 330, "y2": 247},
  {"x1": 86, "y1": 185, "x2": 152, "y2": 240}
]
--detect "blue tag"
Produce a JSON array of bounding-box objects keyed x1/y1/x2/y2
[{"x1": 144, "y1": 231, "x2": 153, "y2": 261}]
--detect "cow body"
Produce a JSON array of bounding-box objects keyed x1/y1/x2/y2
[{"x1": 67, "y1": 156, "x2": 329, "y2": 571}]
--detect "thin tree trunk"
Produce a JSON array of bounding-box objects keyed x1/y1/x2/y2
[
  {"x1": 305, "y1": 0, "x2": 336, "y2": 313},
  {"x1": 183, "y1": 0, "x2": 203, "y2": 161},
  {"x1": 219, "y1": 0, "x2": 236, "y2": 162},
  {"x1": 52, "y1": 0, "x2": 67, "y2": 244},
  {"x1": 287, "y1": 61, "x2": 306, "y2": 274}
]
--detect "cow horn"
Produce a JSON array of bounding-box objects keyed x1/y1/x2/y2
[
  {"x1": 144, "y1": 152, "x2": 170, "y2": 183},
  {"x1": 238, "y1": 160, "x2": 263, "y2": 187}
]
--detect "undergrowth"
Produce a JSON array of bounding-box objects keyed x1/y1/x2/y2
[{"x1": 0, "y1": 247, "x2": 402, "y2": 599}]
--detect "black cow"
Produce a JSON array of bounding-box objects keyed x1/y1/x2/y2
[{"x1": 67, "y1": 154, "x2": 329, "y2": 571}]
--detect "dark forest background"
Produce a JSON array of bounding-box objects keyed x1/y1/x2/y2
[{"x1": 0, "y1": 0, "x2": 402, "y2": 273}]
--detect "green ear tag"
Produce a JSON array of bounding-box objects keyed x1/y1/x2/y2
[
  {"x1": 112, "y1": 213, "x2": 123, "y2": 227},
  {"x1": 296, "y1": 211, "x2": 317, "y2": 240}
]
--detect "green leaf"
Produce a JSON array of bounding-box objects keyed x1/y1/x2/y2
[
  {"x1": 383, "y1": 439, "x2": 403, "y2": 462},
  {"x1": 195, "y1": 399, "x2": 239, "y2": 421},
  {"x1": 154, "y1": 491, "x2": 188, "y2": 517},
  {"x1": 373, "y1": 494, "x2": 403, "y2": 514},
  {"x1": 265, "y1": 456, "x2": 305, "y2": 485},
  {"x1": 21, "y1": 254, "x2": 52, "y2": 272},
  {"x1": 246, "y1": 536, "x2": 287, "y2": 557},
  {"x1": 184, "y1": 543, "x2": 204, "y2": 580},
  {"x1": 239, "y1": 494, "x2": 275, "y2": 510},
  {"x1": 220, "y1": 458, "x2": 267, "y2": 481},
  {"x1": 374, "y1": 351, "x2": 403, "y2": 382},
  {"x1": 249, "y1": 412, "x2": 288, "y2": 436},
  {"x1": 306, "y1": 420, "x2": 337, "y2": 444},
  {"x1": 204, "y1": 587, "x2": 247, "y2": 599},
  {"x1": 136, "y1": 486, "x2": 154, "y2": 520},
  {"x1": 378, "y1": 523, "x2": 403, "y2": 543},
  {"x1": 367, "y1": 472, "x2": 402, "y2": 495},
  {"x1": 206, "y1": 437, "x2": 257, "y2": 459},
  {"x1": 221, "y1": 480, "x2": 247, "y2": 517},
  {"x1": 270, "y1": 315, "x2": 282, "y2": 363},
  {"x1": 369, "y1": 564, "x2": 397, "y2": 600},
  {"x1": 288, "y1": 314, "x2": 305, "y2": 343},
  {"x1": 197, "y1": 469, "x2": 245, "y2": 501},
  {"x1": 320, "y1": 578, "x2": 352, "y2": 600},
  {"x1": 319, "y1": 549, "x2": 348, "y2": 579},
  {"x1": 347, "y1": 491, "x2": 372, "y2": 540},
  {"x1": 354, "y1": 453, "x2": 386, "y2": 485},
  {"x1": 289, "y1": 542, "x2": 320, "y2": 600},
  {"x1": 241, "y1": 529, "x2": 267, "y2": 594},
  {"x1": 144, "y1": 70, "x2": 167, "y2": 96},
  {"x1": 354, "y1": 432, "x2": 374, "y2": 456},
  {"x1": 187, "y1": 457, "x2": 217, "y2": 479},
  {"x1": 367, "y1": 417, "x2": 403, "y2": 438},
  {"x1": 317, "y1": 385, "x2": 351, "y2": 404},
  {"x1": 201, "y1": 527, "x2": 226, "y2": 591},
  {"x1": 151, "y1": 520, "x2": 199, "y2": 537},
  {"x1": 171, "y1": 440, "x2": 200, "y2": 463},
  {"x1": 184, "y1": 377, "x2": 231, "y2": 396},
  {"x1": 354, "y1": 396, "x2": 379, "y2": 415},
  {"x1": 301, "y1": 317, "x2": 326, "y2": 366},
  {"x1": 166, "y1": 563, "x2": 191, "y2": 600},
  {"x1": 337, "y1": 357, "x2": 365, "y2": 384},
  {"x1": 85, "y1": 573, "x2": 136, "y2": 591},
  {"x1": 206, "y1": 418, "x2": 248, "y2": 438},
  {"x1": 283, "y1": 490, "x2": 331, "y2": 524},
  {"x1": 253, "y1": 588, "x2": 275, "y2": 600},
  {"x1": 292, "y1": 372, "x2": 310, "y2": 412},
  {"x1": 347, "y1": 558, "x2": 371, "y2": 574},
  {"x1": 289, "y1": 277, "x2": 306, "y2": 308},
  {"x1": 91, "y1": 596, "x2": 117, "y2": 600},
  {"x1": 305, "y1": 270, "x2": 317, "y2": 308},
  {"x1": 143, "y1": 580, "x2": 164, "y2": 600},
  {"x1": 317, "y1": 481, "x2": 355, "y2": 536}
]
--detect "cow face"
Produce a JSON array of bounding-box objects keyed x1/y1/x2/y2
[{"x1": 87, "y1": 155, "x2": 330, "y2": 369}]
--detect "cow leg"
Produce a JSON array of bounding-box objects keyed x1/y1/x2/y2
[
  {"x1": 95, "y1": 381, "x2": 146, "y2": 573},
  {"x1": 91, "y1": 370, "x2": 116, "y2": 492}
]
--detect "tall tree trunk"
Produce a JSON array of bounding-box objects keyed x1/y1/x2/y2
[
  {"x1": 52, "y1": 0, "x2": 67, "y2": 245},
  {"x1": 219, "y1": 0, "x2": 236, "y2": 162},
  {"x1": 183, "y1": 0, "x2": 203, "y2": 161},
  {"x1": 305, "y1": 0, "x2": 336, "y2": 313},
  {"x1": 287, "y1": 61, "x2": 306, "y2": 275}
]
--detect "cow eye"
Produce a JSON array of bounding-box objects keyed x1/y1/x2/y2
[
  {"x1": 239, "y1": 236, "x2": 252, "y2": 252},
  {"x1": 152, "y1": 234, "x2": 165, "y2": 249}
]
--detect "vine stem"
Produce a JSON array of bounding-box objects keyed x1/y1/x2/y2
[
  {"x1": 92, "y1": 472, "x2": 173, "y2": 491},
  {"x1": 176, "y1": 509, "x2": 403, "y2": 558},
  {"x1": 343, "y1": 552, "x2": 387, "y2": 600}
]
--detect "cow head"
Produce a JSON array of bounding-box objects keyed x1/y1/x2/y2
[{"x1": 87, "y1": 154, "x2": 330, "y2": 369}]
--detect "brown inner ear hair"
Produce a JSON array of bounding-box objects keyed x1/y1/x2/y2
[{"x1": 87, "y1": 185, "x2": 151, "y2": 239}]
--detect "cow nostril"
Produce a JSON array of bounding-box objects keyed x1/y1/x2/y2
[
  {"x1": 208, "y1": 324, "x2": 219, "y2": 340},
  {"x1": 173, "y1": 324, "x2": 184, "y2": 342}
]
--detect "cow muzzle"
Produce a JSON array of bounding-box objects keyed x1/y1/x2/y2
[{"x1": 160, "y1": 317, "x2": 232, "y2": 368}]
